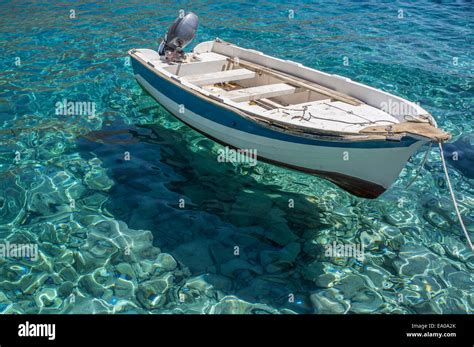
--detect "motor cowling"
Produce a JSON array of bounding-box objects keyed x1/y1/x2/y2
[{"x1": 158, "y1": 12, "x2": 198, "y2": 61}]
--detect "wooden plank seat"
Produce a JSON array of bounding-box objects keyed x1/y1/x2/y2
[
  {"x1": 222, "y1": 83, "x2": 296, "y2": 102},
  {"x1": 227, "y1": 58, "x2": 362, "y2": 106},
  {"x1": 183, "y1": 68, "x2": 256, "y2": 86}
]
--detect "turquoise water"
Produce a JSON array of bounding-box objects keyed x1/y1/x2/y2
[{"x1": 0, "y1": 0, "x2": 473, "y2": 314}]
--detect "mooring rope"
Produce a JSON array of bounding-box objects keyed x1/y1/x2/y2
[
  {"x1": 405, "y1": 143, "x2": 432, "y2": 188},
  {"x1": 438, "y1": 142, "x2": 474, "y2": 252}
]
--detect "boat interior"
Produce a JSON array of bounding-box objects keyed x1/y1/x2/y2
[
  {"x1": 132, "y1": 40, "x2": 431, "y2": 135},
  {"x1": 165, "y1": 53, "x2": 401, "y2": 134}
]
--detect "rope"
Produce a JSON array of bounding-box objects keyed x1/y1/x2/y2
[
  {"x1": 405, "y1": 143, "x2": 432, "y2": 188},
  {"x1": 438, "y1": 142, "x2": 474, "y2": 252},
  {"x1": 269, "y1": 105, "x2": 397, "y2": 126}
]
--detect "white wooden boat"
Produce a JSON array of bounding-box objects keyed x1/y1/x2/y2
[{"x1": 128, "y1": 14, "x2": 450, "y2": 198}]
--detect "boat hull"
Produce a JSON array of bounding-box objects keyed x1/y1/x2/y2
[{"x1": 131, "y1": 57, "x2": 427, "y2": 198}]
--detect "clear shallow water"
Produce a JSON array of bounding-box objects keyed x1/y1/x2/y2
[{"x1": 0, "y1": 0, "x2": 473, "y2": 314}]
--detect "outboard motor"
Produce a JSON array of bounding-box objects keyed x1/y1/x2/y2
[{"x1": 158, "y1": 12, "x2": 198, "y2": 62}]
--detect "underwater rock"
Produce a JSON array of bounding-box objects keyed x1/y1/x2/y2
[
  {"x1": 78, "y1": 274, "x2": 107, "y2": 298},
  {"x1": 77, "y1": 220, "x2": 160, "y2": 280},
  {"x1": 113, "y1": 277, "x2": 135, "y2": 299},
  {"x1": 302, "y1": 260, "x2": 325, "y2": 283},
  {"x1": 154, "y1": 253, "x2": 178, "y2": 273},
  {"x1": 394, "y1": 256, "x2": 430, "y2": 277},
  {"x1": 380, "y1": 224, "x2": 405, "y2": 251},
  {"x1": 437, "y1": 295, "x2": 468, "y2": 314},
  {"x1": 58, "y1": 265, "x2": 79, "y2": 282},
  {"x1": 259, "y1": 242, "x2": 300, "y2": 273},
  {"x1": 111, "y1": 300, "x2": 146, "y2": 314},
  {"x1": 136, "y1": 273, "x2": 174, "y2": 310},
  {"x1": 335, "y1": 274, "x2": 367, "y2": 297},
  {"x1": 324, "y1": 208, "x2": 360, "y2": 235},
  {"x1": 13, "y1": 273, "x2": 50, "y2": 296},
  {"x1": 263, "y1": 222, "x2": 298, "y2": 246},
  {"x1": 178, "y1": 273, "x2": 232, "y2": 309},
  {"x1": 441, "y1": 263, "x2": 458, "y2": 278},
  {"x1": 229, "y1": 191, "x2": 274, "y2": 227},
  {"x1": 208, "y1": 240, "x2": 236, "y2": 266},
  {"x1": 65, "y1": 180, "x2": 88, "y2": 202},
  {"x1": 301, "y1": 239, "x2": 323, "y2": 258},
  {"x1": 172, "y1": 239, "x2": 219, "y2": 274},
  {"x1": 421, "y1": 195, "x2": 459, "y2": 231},
  {"x1": 57, "y1": 281, "x2": 74, "y2": 298},
  {"x1": 387, "y1": 234, "x2": 405, "y2": 252},
  {"x1": 383, "y1": 209, "x2": 419, "y2": 227},
  {"x1": 443, "y1": 236, "x2": 473, "y2": 263},
  {"x1": 220, "y1": 258, "x2": 262, "y2": 277},
  {"x1": 412, "y1": 299, "x2": 443, "y2": 314},
  {"x1": 77, "y1": 228, "x2": 119, "y2": 272},
  {"x1": 349, "y1": 288, "x2": 384, "y2": 313},
  {"x1": 38, "y1": 223, "x2": 66, "y2": 244},
  {"x1": 410, "y1": 275, "x2": 443, "y2": 299},
  {"x1": 200, "y1": 273, "x2": 233, "y2": 293},
  {"x1": 245, "y1": 206, "x2": 296, "y2": 246},
  {"x1": 74, "y1": 246, "x2": 109, "y2": 274},
  {"x1": 208, "y1": 295, "x2": 281, "y2": 314},
  {"x1": 393, "y1": 243, "x2": 436, "y2": 277},
  {"x1": 361, "y1": 265, "x2": 391, "y2": 289},
  {"x1": 1, "y1": 304, "x2": 24, "y2": 314},
  {"x1": 443, "y1": 133, "x2": 474, "y2": 178},
  {"x1": 235, "y1": 277, "x2": 295, "y2": 307},
  {"x1": 64, "y1": 297, "x2": 111, "y2": 314},
  {"x1": 359, "y1": 230, "x2": 384, "y2": 251},
  {"x1": 29, "y1": 190, "x2": 65, "y2": 217},
  {"x1": 302, "y1": 261, "x2": 343, "y2": 288},
  {"x1": 429, "y1": 242, "x2": 446, "y2": 257},
  {"x1": 380, "y1": 225, "x2": 402, "y2": 239},
  {"x1": 182, "y1": 274, "x2": 217, "y2": 300},
  {"x1": 423, "y1": 210, "x2": 452, "y2": 231},
  {"x1": 0, "y1": 263, "x2": 30, "y2": 286},
  {"x1": 0, "y1": 291, "x2": 13, "y2": 313},
  {"x1": 41, "y1": 243, "x2": 66, "y2": 258},
  {"x1": 327, "y1": 254, "x2": 350, "y2": 267},
  {"x1": 0, "y1": 177, "x2": 26, "y2": 225},
  {"x1": 398, "y1": 288, "x2": 424, "y2": 307},
  {"x1": 83, "y1": 164, "x2": 114, "y2": 191},
  {"x1": 81, "y1": 192, "x2": 108, "y2": 211},
  {"x1": 115, "y1": 263, "x2": 135, "y2": 281},
  {"x1": 224, "y1": 225, "x2": 261, "y2": 245},
  {"x1": 446, "y1": 271, "x2": 474, "y2": 291},
  {"x1": 55, "y1": 245, "x2": 76, "y2": 265},
  {"x1": 93, "y1": 267, "x2": 115, "y2": 288},
  {"x1": 34, "y1": 287, "x2": 62, "y2": 312},
  {"x1": 310, "y1": 288, "x2": 350, "y2": 314},
  {"x1": 314, "y1": 273, "x2": 338, "y2": 288},
  {"x1": 468, "y1": 292, "x2": 474, "y2": 310}
]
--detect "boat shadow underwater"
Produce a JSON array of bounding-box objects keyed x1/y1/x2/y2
[
  {"x1": 77, "y1": 115, "x2": 335, "y2": 313},
  {"x1": 444, "y1": 134, "x2": 474, "y2": 179},
  {"x1": 75, "y1": 109, "x2": 474, "y2": 314}
]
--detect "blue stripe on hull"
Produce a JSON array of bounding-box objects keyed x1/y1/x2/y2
[{"x1": 131, "y1": 57, "x2": 417, "y2": 149}]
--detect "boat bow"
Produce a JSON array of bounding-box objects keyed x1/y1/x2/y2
[{"x1": 360, "y1": 121, "x2": 451, "y2": 143}]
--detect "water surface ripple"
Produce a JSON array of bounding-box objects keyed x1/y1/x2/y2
[{"x1": 0, "y1": 0, "x2": 472, "y2": 314}]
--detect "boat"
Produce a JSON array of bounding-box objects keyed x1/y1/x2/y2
[{"x1": 128, "y1": 12, "x2": 450, "y2": 199}]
